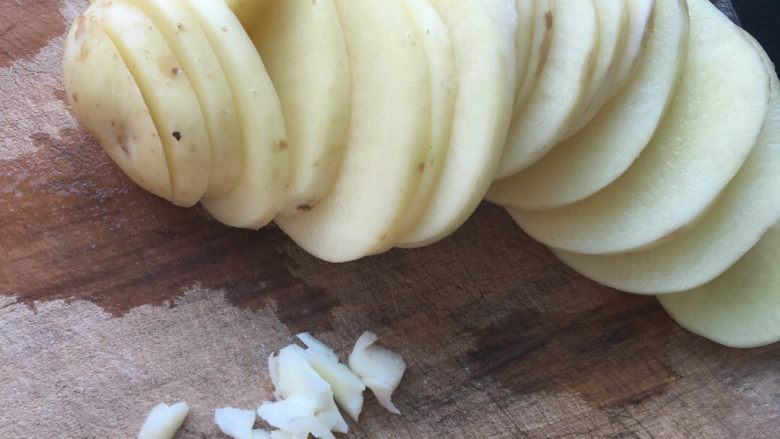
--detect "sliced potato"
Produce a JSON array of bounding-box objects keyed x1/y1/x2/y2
[
  {"x1": 510, "y1": 0, "x2": 769, "y2": 255},
  {"x1": 276, "y1": 0, "x2": 430, "y2": 262},
  {"x1": 511, "y1": 0, "x2": 536, "y2": 111},
  {"x1": 123, "y1": 0, "x2": 242, "y2": 199},
  {"x1": 225, "y1": 0, "x2": 271, "y2": 30},
  {"x1": 399, "y1": 0, "x2": 517, "y2": 247},
  {"x1": 63, "y1": 13, "x2": 172, "y2": 201},
  {"x1": 555, "y1": 36, "x2": 780, "y2": 295},
  {"x1": 251, "y1": 0, "x2": 350, "y2": 215},
  {"x1": 658, "y1": 222, "x2": 780, "y2": 348},
  {"x1": 609, "y1": 0, "x2": 656, "y2": 101},
  {"x1": 386, "y1": 0, "x2": 457, "y2": 246},
  {"x1": 496, "y1": 0, "x2": 599, "y2": 177},
  {"x1": 94, "y1": 0, "x2": 210, "y2": 207},
  {"x1": 562, "y1": 0, "x2": 628, "y2": 138},
  {"x1": 487, "y1": 0, "x2": 685, "y2": 211},
  {"x1": 512, "y1": 0, "x2": 551, "y2": 118},
  {"x1": 185, "y1": 0, "x2": 290, "y2": 229}
]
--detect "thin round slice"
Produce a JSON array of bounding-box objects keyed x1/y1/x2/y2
[
  {"x1": 252, "y1": 0, "x2": 350, "y2": 214},
  {"x1": 555, "y1": 36, "x2": 780, "y2": 295},
  {"x1": 225, "y1": 0, "x2": 271, "y2": 30},
  {"x1": 487, "y1": 0, "x2": 686, "y2": 211},
  {"x1": 658, "y1": 222, "x2": 780, "y2": 348},
  {"x1": 562, "y1": 0, "x2": 628, "y2": 138},
  {"x1": 124, "y1": 0, "x2": 242, "y2": 199},
  {"x1": 510, "y1": 0, "x2": 769, "y2": 255},
  {"x1": 496, "y1": 0, "x2": 599, "y2": 177},
  {"x1": 512, "y1": 0, "x2": 551, "y2": 118},
  {"x1": 387, "y1": 0, "x2": 457, "y2": 245},
  {"x1": 399, "y1": 0, "x2": 518, "y2": 247},
  {"x1": 63, "y1": 12, "x2": 172, "y2": 201},
  {"x1": 511, "y1": 0, "x2": 536, "y2": 111},
  {"x1": 275, "y1": 0, "x2": 431, "y2": 262},
  {"x1": 96, "y1": 0, "x2": 210, "y2": 207},
  {"x1": 608, "y1": 0, "x2": 656, "y2": 101},
  {"x1": 185, "y1": 0, "x2": 290, "y2": 229}
]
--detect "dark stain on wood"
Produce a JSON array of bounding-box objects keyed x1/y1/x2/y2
[
  {"x1": 0, "y1": 0, "x2": 66, "y2": 67},
  {"x1": 0, "y1": 129, "x2": 339, "y2": 330}
]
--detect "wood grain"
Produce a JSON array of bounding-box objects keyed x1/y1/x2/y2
[{"x1": 1, "y1": 1, "x2": 779, "y2": 438}]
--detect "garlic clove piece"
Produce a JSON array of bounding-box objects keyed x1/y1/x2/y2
[
  {"x1": 137, "y1": 401, "x2": 189, "y2": 439},
  {"x1": 215, "y1": 407, "x2": 257, "y2": 439},
  {"x1": 348, "y1": 331, "x2": 406, "y2": 414},
  {"x1": 296, "y1": 332, "x2": 338, "y2": 361},
  {"x1": 304, "y1": 350, "x2": 365, "y2": 421}
]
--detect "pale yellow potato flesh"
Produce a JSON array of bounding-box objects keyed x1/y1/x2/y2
[
  {"x1": 487, "y1": 0, "x2": 686, "y2": 211},
  {"x1": 185, "y1": 0, "x2": 290, "y2": 229},
  {"x1": 658, "y1": 221, "x2": 780, "y2": 348},
  {"x1": 276, "y1": 0, "x2": 431, "y2": 262},
  {"x1": 63, "y1": 12, "x2": 172, "y2": 201},
  {"x1": 511, "y1": 0, "x2": 551, "y2": 119},
  {"x1": 95, "y1": 0, "x2": 210, "y2": 207},
  {"x1": 496, "y1": 0, "x2": 598, "y2": 177},
  {"x1": 386, "y1": 0, "x2": 457, "y2": 248},
  {"x1": 555, "y1": 34, "x2": 780, "y2": 295},
  {"x1": 225, "y1": 0, "x2": 271, "y2": 30},
  {"x1": 123, "y1": 0, "x2": 242, "y2": 199},
  {"x1": 563, "y1": 0, "x2": 628, "y2": 138},
  {"x1": 252, "y1": 0, "x2": 350, "y2": 214},
  {"x1": 400, "y1": 0, "x2": 517, "y2": 247},
  {"x1": 510, "y1": 0, "x2": 769, "y2": 255},
  {"x1": 609, "y1": 0, "x2": 656, "y2": 102},
  {"x1": 512, "y1": 0, "x2": 535, "y2": 112}
]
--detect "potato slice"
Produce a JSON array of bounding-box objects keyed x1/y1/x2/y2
[
  {"x1": 225, "y1": 0, "x2": 271, "y2": 30},
  {"x1": 63, "y1": 13, "x2": 172, "y2": 201},
  {"x1": 487, "y1": 0, "x2": 685, "y2": 211},
  {"x1": 512, "y1": 0, "x2": 551, "y2": 118},
  {"x1": 275, "y1": 0, "x2": 430, "y2": 262},
  {"x1": 123, "y1": 0, "x2": 242, "y2": 199},
  {"x1": 251, "y1": 0, "x2": 350, "y2": 214},
  {"x1": 399, "y1": 0, "x2": 517, "y2": 247},
  {"x1": 562, "y1": 0, "x2": 628, "y2": 138},
  {"x1": 555, "y1": 38, "x2": 780, "y2": 295},
  {"x1": 609, "y1": 0, "x2": 656, "y2": 102},
  {"x1": 658, "y1": 221, "x2": 780, "y2": 348},
  {"x1": 184, "y1": 0, "x2": 290, "y2": 229},
  {"x1": 92, "y1": 0, "x2": 210, "y2": 207},
  {"x1": 510, "y1": 0, "x2": 769, "y2": 255},
  {"x1": 511, "y1": 0, "x2": 536, "y2": 111},
  {"x1": 495, "y1": 0, "x2": 598, "y2": 177},
  {"x1": 385, "y1": 0, "x2": 457, "y2": 246}
]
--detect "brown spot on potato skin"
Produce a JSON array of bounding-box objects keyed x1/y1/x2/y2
[
  {"x1": 417, "y1": 162, "x2": 425, "y2": 173},
  {"x1": 545, "y1": 10, "x2": 553, "y2": 30},
  {"x1": 278, "y1": 141, "x2": 288, "y2": 150},
  {"x1": 71, "y1": 93, "x2": 79, "y2": 104},
  {"x1": 0, "y1": 0, "x2": 66, "y2": 67},
  {"x1": 116, "y1": 125, "x2": 130, "y2": 154},
  {"x1": 297, "y1": 204, "x2": 313, "y2": 212}
]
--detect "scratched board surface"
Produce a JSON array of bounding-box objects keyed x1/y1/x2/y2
[{"x1": 1, "y1": 1, "x2": 778, "y2": 438}]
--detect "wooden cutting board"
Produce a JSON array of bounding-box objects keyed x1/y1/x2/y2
[{"x1": 2, "y1": 1, "x2": 778, "y2": 437}]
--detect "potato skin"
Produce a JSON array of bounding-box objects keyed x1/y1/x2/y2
[{"x1": 63, "y1": 11, "x2": 173, "y2": 201}]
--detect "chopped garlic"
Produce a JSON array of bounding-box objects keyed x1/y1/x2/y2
[
  {"x1": 263, "y1": 345, "x2": 348, "y2": 437},
  {"x1": 137, "y1": 401, "x2": 189, "y2": 439},
  {"x1": 348, "y1": 331, "x2": 406, "y2": 415},
  {"x1": 296, "y1": 332, "x2": 338, "y2": 361},
  {"x1": 273, "y1": 345, "x2": 332, "y2": 405},
  {"x1": 214, "y1": 407, "x2": 256, "y2": 439}
]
